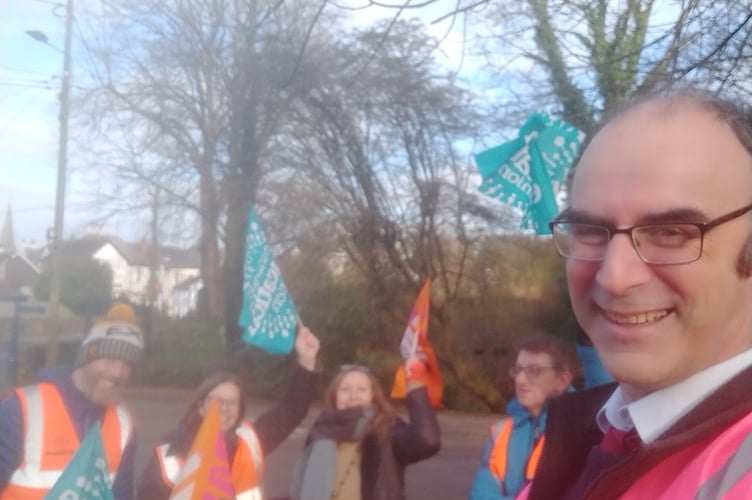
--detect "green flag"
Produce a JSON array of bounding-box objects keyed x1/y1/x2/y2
[
  {"x1": 475, "y1": 112, "x2": 585, "y2": 234},
  {"x1": 44, "y1": 424, "x2": 113, "y2": 500},
  {"x1": 238, "y1": 204, "x2": 298, "y2": 354}
]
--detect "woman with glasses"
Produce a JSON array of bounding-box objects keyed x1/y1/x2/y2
[
  {"x1": 136, "y1": 326, "x2": 320, "y2": 500},
  {"x1": 289, "y1": 357, "x2": 440, "y2": 500},
  {"x1": 469, "y1": 334, "x2": 579, "y2": 500}
]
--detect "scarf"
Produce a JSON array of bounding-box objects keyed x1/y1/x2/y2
[{"x1": 289, "y1": 405, "x2": 374, "y2": 500}]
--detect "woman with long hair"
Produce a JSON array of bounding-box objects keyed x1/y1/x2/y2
[
  {"x1": 289, "y1": 356, "x2": 440, "y2": 500},
  {"x1": 137, "y1": 326, "x2": 320, "y2": 500}
]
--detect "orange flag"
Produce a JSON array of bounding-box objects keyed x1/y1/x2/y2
[
  {"x1": 390, "y1": 279, "x2": 443, "y2": 407},
  {"x1": 169, "y1": 400, "x2": 235, "y2": 500}
]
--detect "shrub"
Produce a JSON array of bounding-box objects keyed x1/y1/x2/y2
[{"x1": 137, "y1": 318, "x2": 225, "y2": 387}]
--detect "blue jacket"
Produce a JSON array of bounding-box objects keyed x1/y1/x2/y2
[
  {"x1": 577, "y1": 344, "x2": 613, "y2": 388},
  {"x1": 0, "y1": 366, "x2": 136, "y2": 499},
  {"x1": 467, "y1": 344, "x2": 611, "y2": 499},
  {"x1": 468, "y1": 397, "x2": 546, "y2": 500}
]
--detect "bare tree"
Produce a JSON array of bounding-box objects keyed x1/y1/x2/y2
[
  {"x1": 352, "y1": 0, "x2": 751, "y2": 133},
  {"x1": 263, "y1": 18, "x2": 522, "y2": 404},
  {"x1": 75, "y1": 0, "x2": 339, "y2": 342},
  {"x1": 71, "y1": 0, "x2": 595, "y2": 408},
  {"x1": 477, "y1": 0, "x2": 752, "y2": 133}
]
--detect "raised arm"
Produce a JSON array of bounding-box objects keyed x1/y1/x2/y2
[
  {"x1": 294, "y1": 324, "x2": 320, "y2": 372},
  {"x1": 252, "y1": 325, "x2": 320, "y2": 455},
  {"x1": 391, "y1": 356, "x2": 441, "y2": 464}
]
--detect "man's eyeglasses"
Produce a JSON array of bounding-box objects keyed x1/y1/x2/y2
[
  {"x1": 549, "y1": 203, "x2": 752, "y2": 265},
  {"x1": 509, "y1": 364, "x2": 560, "y2": 379}
]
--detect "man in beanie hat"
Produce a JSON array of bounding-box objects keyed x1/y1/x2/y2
[{"x1": 0, "y1": 302, "x2": 144, "y2": 499}]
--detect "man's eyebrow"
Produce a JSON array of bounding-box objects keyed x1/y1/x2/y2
[
  {"x1": 555, "y1": 207, "x2": 710, "y2": 226},
  {"x1": 637, "y1": 208, "x2": 711, "y2": 225},
  {"x1": 554, "y1": 209, "x2": 610, "y2": 226}
]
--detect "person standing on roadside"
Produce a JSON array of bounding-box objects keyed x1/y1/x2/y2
[
  {"x1": 523, "y1": 90, "x2": 752, "y2": 499},
  {"x1": 0, "y1": 302, "x2": 143, "y2": 499},
  {"x1": 137, "y1": 325, "x2": 320, "y2": 500},
  {"x1": 469, "y1": 334, "x2": 577, "y2": 499}
]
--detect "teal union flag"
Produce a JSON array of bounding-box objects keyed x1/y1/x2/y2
[
  {"x1": 238, "y1": 205, "x2": 298, "y2": 354},
  {"x1": 474, "y1": 112, "x2": 585, "y2": 234},
  {"x1": 44, "y1": 424, "x2": 113, "y2": 500}
]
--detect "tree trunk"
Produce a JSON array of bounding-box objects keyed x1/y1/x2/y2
[{"x1": 199, "y1": 165, "x2": 226, "y2": 323}]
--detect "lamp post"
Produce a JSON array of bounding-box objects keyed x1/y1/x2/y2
[{"x1": 27, "y1": 0, "x2": 74, "y2": 366}]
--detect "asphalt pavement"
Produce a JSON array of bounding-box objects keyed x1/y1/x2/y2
[{"x1": 125, "y1": 387, "x2": 498, "y2": 499}]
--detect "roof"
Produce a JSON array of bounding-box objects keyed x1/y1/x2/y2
[
  {"x1": 57, "y1": 235, "x2": 200, "y2": 269},
  {"x1": 58, "y1": 236, "x2": 110, "y2": 259},
  {"x1": 160, "y1": 245, "x2": 201, "y2": 269},
  {"x1": 19, "y1": 246, "x2": 45, "y2": 268},
  {"x1": 0, "y1": 252, "x2": 40, "y2": 291}
]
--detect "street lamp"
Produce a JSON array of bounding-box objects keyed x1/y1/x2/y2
[
  {"x1": 25, "y1": 30, "x2": 56, "y2": 49},
  {"x1": 27, "y1": 0, "x2": 74, "y2": 366}
]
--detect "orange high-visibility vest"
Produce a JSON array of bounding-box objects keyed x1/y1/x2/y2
[
  {"x1": 157, "y1": 421, "x2": 266, "y2": 500},
  {"x1": 488, "y1": 418, "x2": 545, "y2": 486},
  {"x1": 1, "y1": 383, "x2": 133, "y2": 500}
]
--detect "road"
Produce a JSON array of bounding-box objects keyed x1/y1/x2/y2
[{"x1": 125, "y1": 388, "x2": 498, "y2": 499}]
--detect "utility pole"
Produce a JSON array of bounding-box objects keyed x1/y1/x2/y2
[
  {"x1": 145, "y1": 187, "x2": 161, "y2": 354},
  {"x1": 45, "y1": 0, "x2": 74, "y2": 366}
]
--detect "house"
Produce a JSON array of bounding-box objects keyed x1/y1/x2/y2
[
  {"x1": 56, "y1": 230, "x2": 202, "y2": 317},
  {"x1": 0, "y1": 206, "x2": 45, "y2": 317},
  {"x1": 0, "y1": 252, "x2": 40, "y2": 298},
  {"x1": 171, "y1": 275, "x2": 203, "y2": 317},
  {"x1": 0, "y1": 249, "x2": 44, "y2": 319}
]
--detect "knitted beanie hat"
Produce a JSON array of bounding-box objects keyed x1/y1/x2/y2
[{"x1": 75, "y1": 303, "x2": 144, "y2": 367}]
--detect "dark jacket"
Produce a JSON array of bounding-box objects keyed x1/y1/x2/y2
[
  {"x1": 527, "y1": 365, "x2": 752, "y2": 500},
  {"x1": 362, "y1": 387, "x2": 440, "y2": 500},
  {"x1": 0, "y1": 366, "x2": 136, "y2": 500},
  {"x1": 136, "y1": 364, "x2": 318, "y2": 500},
  {"x1": 296, "y1": 386, "x2": 441, "y2": 500}
]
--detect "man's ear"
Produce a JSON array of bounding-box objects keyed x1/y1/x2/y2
[{"x1": 557, "y1": 370, "x2": 574, "y2": 392}]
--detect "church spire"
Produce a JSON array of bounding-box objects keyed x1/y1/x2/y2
[{"x1": 0, "y1": 204, "x2": 15, "y2": 253}]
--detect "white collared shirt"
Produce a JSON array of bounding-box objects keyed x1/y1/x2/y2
[{"x1": 596, "y1": 348, "x2": 752, "y2": 444}]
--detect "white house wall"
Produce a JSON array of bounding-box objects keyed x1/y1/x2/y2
[
  {"x1": 161, "y1": 267, "x2": 201, "y2": 314},
  {"x1": 91, "y1": 244, "x2": 154, "y2": 306},
  {"x1": 89, "y1": 243, "x2": 200, "y2": 316},
  {"x1": 171, "y1": 278, "x2": 203, "y2": 317},
  {"x1": 93, "y1": 244, "x2": 133, "y2": 299}
]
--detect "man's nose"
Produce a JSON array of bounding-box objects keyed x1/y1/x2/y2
[
  {"x1": 595, "y1": 233, "x2": 651, "y2": 295},
  {"x1": 112, "y1": 360, "x2": 131, "y2": 379}
]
